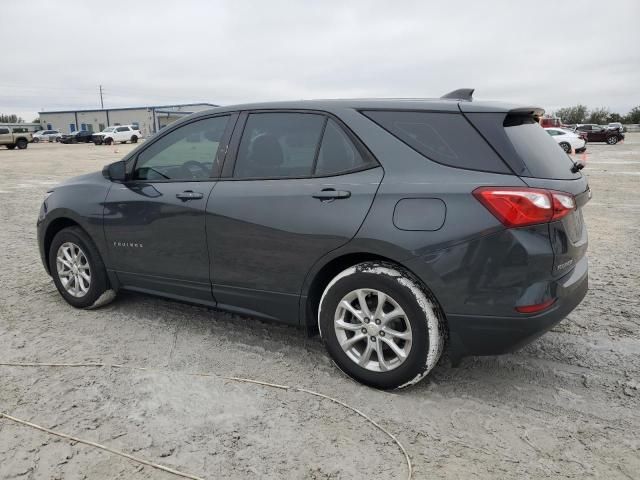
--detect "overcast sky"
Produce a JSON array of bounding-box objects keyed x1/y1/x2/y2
[{"x1": 1, "y1": 0, "x2": 638, "y2": 121}]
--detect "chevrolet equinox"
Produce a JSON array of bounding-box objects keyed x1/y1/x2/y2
[{"x1": 37, "y1": 89, "x2": 589, "y2": 389}]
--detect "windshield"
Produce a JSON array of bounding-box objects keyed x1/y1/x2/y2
[{"x1": 103, "y1": 127, "x2": 115, "y2": 132}]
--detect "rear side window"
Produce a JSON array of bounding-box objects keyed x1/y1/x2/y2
[
  {"x1": 362, "y1": 110, "x2": 509, "y2": 173},
  {"x1": 0, "y1": 128, "x2": 10, "y2": 134},
  {"x1": 504, "y1": 116, "x2": 580, "y2": 180},
  {"x1": 234, "y1": 113, "x2": 325, "y2": 179}
]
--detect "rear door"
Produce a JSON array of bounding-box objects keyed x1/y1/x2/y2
[
  {"x1": 103, "y1": 114, "x2": 234, "y2": 302},
  {"x1": 206, "y1": 111, "x2": 383, "y2": 324}
]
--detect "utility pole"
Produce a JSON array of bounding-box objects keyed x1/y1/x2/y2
[{"x1": 99, "y1": 85, "x2": 104, "y2": 109}]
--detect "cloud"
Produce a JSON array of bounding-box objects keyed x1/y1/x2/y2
[{"x1": 1, "y1": 0, "x2": 638, "y2": 120}]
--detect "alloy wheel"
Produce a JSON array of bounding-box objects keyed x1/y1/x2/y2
[
  {"x1": 334, "y1": 288, "x2": 412, "y2": 372},
  {"x1": 56, "y1": 242, "x2": 91, "y2": 298}
]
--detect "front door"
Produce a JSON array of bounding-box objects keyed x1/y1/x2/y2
[
  {"x1": 207, "y1": 112, "x2": 383, "y2": 324},
  {"x1": 103, "y1": 114, "x2": 233, "y2": 302}
]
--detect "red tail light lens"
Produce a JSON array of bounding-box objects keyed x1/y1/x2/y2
[{"x1": 473, "y1": 187, "x2": 575, "y2": 227}]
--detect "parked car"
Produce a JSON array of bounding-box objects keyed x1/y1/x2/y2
[
  {"x1": 33, "y1": 130, "x2": 62, "y2": 143},
  {"x1": 60, "y1": 130, "x2": 94, "y2": 144},
  {"x1": 0, "y1": 126, "x2": 32, "y2": 149},
  {"x1": 544, "y1": 128, "x2": 586, "y2": 153},
  {"x1": 37, "y1": 90, "x2": 590, "y2": 389},
  {"x1": 607, "y1": 122, "x2": 625, "y2": 133},
  {"x1": 92, "y1": 125, "x2": 142, "y2": 145},
  {"x1": 575, "y1": 124, "x2": 625, "y2": 144}
]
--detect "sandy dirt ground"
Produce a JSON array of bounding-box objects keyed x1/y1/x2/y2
[{"x1": 0, "y1": 135, "x2": 638, "y2": 479}]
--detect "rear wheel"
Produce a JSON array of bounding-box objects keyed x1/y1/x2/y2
[
  {"x1": 6, "y1": 144, "x2": 16, "y2": 150},
  {"x1": 16, "y1": 138, "x2": 28, "y2": 149},
  {"x1": 131, "y1": 135, "x2": 138, "y2": 143},
  {"x1": 319, "y1": 262, "x2": 445, "y2": 389},
  {"x1": 49, "y1": 227, "x2": 111, "y2": 309},
  {"x1": 559, "y1": 141, "x2": 571, "y2": 153},
  {"x1": 607, "y1": 136, "x2": 618, "y2": 145}
]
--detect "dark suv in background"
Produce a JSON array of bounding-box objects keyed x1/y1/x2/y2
[
  {"x1": 576, "y1": 124, "x2": 625, "y2": 144},
  {"x1": 37, "y1": 89, "x2": 589, "y2": 389}
]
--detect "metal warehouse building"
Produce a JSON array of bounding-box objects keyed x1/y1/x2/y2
[{"x1": 38, "y1": 103, "x2": 217, "y2": 136}]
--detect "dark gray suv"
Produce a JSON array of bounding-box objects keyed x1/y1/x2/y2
[{"x1": 37, "y1": 89, "x2": 589, "y2": 389}]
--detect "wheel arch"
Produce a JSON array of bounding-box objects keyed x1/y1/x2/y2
[
  {"x1": 42, "y1": 217, "x2": 86, "y2": 274},
  {"x1": 301, "y1": 251, "x2": 446, "y2": 335}
]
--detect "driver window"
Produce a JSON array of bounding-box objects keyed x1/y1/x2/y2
[{"x1": 134, "y1": 116, "x2": 229, "y2": 181}]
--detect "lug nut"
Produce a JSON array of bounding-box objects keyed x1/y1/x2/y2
[
  {"x1": 361, "y1": 327, "x2": 367, "y2": 334},
  {"x1": 380, "y1": 331, "x2": 385, "y2": 337},
  {"x1": 370, "y1": 336, "x2": 376, "y2": 342},
  {"x1": 375, "y1": 318, "x2": 381, "y2": 325},
  {"x1": 364, "y1": 317, "x2": 370, "y2": 323}
]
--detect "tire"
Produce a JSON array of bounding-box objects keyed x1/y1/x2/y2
[
  {"x1": 16, "y1": 138, "x2": 28, "y2": 149},
  {"x1": 6, "y1": 144, "x2": 16, "y2": 150},
  {"x1": 94, "y1": 140, "x2": 103, "y2": 145},
  {"x1": 559, "y1": 142, "x2": 571, "y2": 153},
  {"x1": 131, "y1": 135, "x2": 138, "y2": 143},
  {"x1": 607, "y1": 136, "x2": 618, "y2": 145},
  {"x1": 55, "y1": 137, "x2": 61, "y2": 143},
  {"x1": 33, "y1": 137, "x2": 40, "y2": 143},
  {"x1": 48, "y1": 226, "x2": 110, "y2": 309},
  {"x1": 318, "y1": 261, "x2": 445, "y2": 389},
  {"x1": 105, "y1": 137, "x2": 113, "y2": 145}
]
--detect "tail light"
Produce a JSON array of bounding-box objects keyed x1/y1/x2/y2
[
  {"x1": 515, "y1": 298, "x2": 556, "y2": 314},
  {"x1": 473, "y1": 187, "x2": 576, "y2": 227}
]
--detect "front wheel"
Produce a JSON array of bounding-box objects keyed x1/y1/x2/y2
[
  {"x1": 105, "y1": 137, "x2": 113, "y2": 145},
  {"x1": 49, "y1": 227, "x2": 112, "y2": 308},
  {"x1": 33, "y1": 137, "x2": 40, "y2": 143},
  {"x1": 607, "y1": 136, "x2": 618, "y2": 145},
  {"x1": 131, "y1": 135, "x2": 138, "y2": 143},
  {"x1": 559, "y1": 142, "x2": 571, "y2": 153},
  {"x1": 319, "y1": 262, "x2": 445, "y2": 389}
]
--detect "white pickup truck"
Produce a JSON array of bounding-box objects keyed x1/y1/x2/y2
[{"x1": 0, "y1": 126, "x2": 33, "y2": 149}]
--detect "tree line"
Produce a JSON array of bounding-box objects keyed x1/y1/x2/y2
[
  {"x1": 0, "y1": 114, "x2": 25, "y2": 123},
  {"x1": 552, "y1": 105, "x2": 640, "y2": 125}
]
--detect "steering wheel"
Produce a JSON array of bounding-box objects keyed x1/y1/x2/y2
[{"x1": 181, "y1": 160, "x2": 209, "y2": 179}]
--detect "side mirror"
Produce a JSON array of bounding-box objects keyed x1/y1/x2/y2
[{"x1": 102, "y1": 160, "x2": 127, "y2": 182}]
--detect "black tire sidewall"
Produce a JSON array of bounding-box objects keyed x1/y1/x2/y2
[
  {"x1": 48, "y1": 227, "x2": 108, "y2": 308},
  {"x1": 16, "y1": 139, "x2": 27, "y2": 149},
  {"x1": 608, "y1": 136, "x2": 618, "y2": 144},
  {"x1": 560, "y1": 142, "x2": 570, "y2": 152},
  {"x1": 320, "y1": 270, "x2": 430, "y2": 389}
]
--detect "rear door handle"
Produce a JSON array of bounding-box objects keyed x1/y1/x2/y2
[
  {"x1": 312, "y1": 189, "x2": 351, "y2": 201},
  {"x1": 176, "y1": 190, "x2": 204, "y2": 201}
]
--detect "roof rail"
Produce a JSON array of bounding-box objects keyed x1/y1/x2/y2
[{"x1": 440, "y1": 88, "x2": 474, "y2": 101}]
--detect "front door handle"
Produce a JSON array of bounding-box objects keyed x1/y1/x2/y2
[
  {"x1": 176, "y1": 190, "x2": 204, "y2": 201},
  {"x1": 312, "y1": 188, "x2": 351, "y2": 201}
]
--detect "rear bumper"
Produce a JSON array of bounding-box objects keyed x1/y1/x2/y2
[{"x1": 446, "y1": 255, "x2": 588, "y2": 361}]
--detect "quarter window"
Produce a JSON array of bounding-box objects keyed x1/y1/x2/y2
[
  {"x1": 134, "y1": 116, "x2": 229, "y2": 181},
  {"x1": 234, "y1": 113, "x2": 325, "y2": 179},
  {"x1": 315, "y1": 119, "x2": 374, "y2": 176},
  {"x1": 0, "y1": 128, "x2": 9, "y2": 134}
]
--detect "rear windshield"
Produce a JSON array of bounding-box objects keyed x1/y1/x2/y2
[
  {"x1": 362, "y1": 110, "x2": 509, "y2": 173},
  {"x1": 504, "y1": 116, "x2": 580, "y2": 180}
]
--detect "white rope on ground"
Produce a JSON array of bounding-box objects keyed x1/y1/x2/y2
[
  {"x1": 0, "y1": 362, "x2": 413, "y2": 480},
  {"x1": 0, "y1": 412, "x2": 204, "y2": 480}
]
